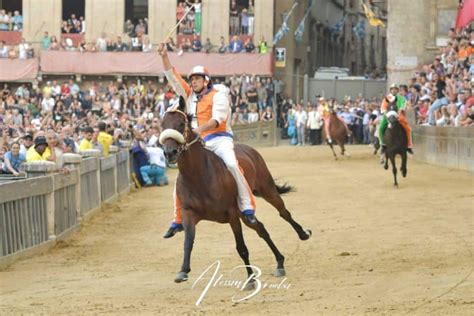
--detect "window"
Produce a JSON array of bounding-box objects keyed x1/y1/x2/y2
[
  {"x1": 437, "y1": 9, "x2": 456, "y2": 35},
  {"x1": 229, "y1": 0, "x2": 255, "y2": 36},
  {"x1": 0, "y1": 0, "x2": 22, "y2": 13},
  {"x1": 125, "y1": 0, "x2": 148, "y2": 36},
  {"x1": 0, "y1": 0, "x2": 23, "y2": 31},
  {"x1": 177, "y1": 0, "x2": 201, "y2": 36},
  {"x1": 61, "y1": 0, "x2": 85, "y2": 34}
]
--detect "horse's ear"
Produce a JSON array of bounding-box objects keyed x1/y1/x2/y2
[{"x1": 178, "y1": 96, "x2": 186, "y2": 112}]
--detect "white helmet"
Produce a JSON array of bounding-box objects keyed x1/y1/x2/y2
[{"x1": 188, "y1": 65, "x2": 210, "y2": 81}]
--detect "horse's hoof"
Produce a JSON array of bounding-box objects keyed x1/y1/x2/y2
[
  {"x1": 394, "y1": 183, "x2": 398, "y2": 187},
  {"x1": 174, "y1": 271, "x2": 188, "y2": 283},
  {"x1": 273, "y1": 268, "x2": 286, "y2": 277},
  {"x1": 383, "y1": 165, "x2": 388, "y2": 170},
  {"x1": 300, "y1": 229, "x2": 312, "y2": 240},
  {"x1": 242, "y1": 280, "x2": 255, "y2": 291}
]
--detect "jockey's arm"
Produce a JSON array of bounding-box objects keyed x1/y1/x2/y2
[
  {"x1": 158, "y1": 43, "x2": 191, "y2": 98},
  {"x1": 193, "y1": 119, "x2": 219, "y2": 135}
]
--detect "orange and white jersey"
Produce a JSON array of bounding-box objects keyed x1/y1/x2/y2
[{"x1": 164, "y1": 67, "x2": 232, "y2": 141}]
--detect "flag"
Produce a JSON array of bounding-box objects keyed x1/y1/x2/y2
[
  {"x1": 273, "y1": 2, "x2": 299, "y2": 45},
  {"x1": 353, "y1": 19, "x2": 366, "y2": 39},
  {"x1": 294, "y1": 0, "x2": 315, "y2": 42},
  {"x1": 361, "y1": 1, "x2": 385, "y2": 27},
  {"x1": 330, "y1": 15, "x2": 347, "y2": 37},
  {"x1": 456, "y1": 0, "x2": 474, "y2": 29}
]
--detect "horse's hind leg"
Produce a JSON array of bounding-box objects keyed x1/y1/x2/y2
[
  {"x1": 229, "y1": 216, "x2": 256, "y2": 290},
  {"x1": 260, "y1": 186, "x2": 311, "y2": 241},
  {"x1": 390, "y1": 155, "x2": 398, "y2": 186},
  {"x1": 243, "y1": 219, "x2": 286, "y2": 277},
  {"x1": 340, "y1": 143, "x2": 350, "y2": 158},
  {"x1": 329, "y1": 143, "x2": 338, "y2": 160},
  {"x1": 401, "y1": 152, "x2": 407, "y2": 178}
]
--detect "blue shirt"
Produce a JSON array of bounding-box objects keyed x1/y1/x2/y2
[
  {"x1": 131, "y1": 142, "x2": 149, "y2": 168},
  {"x1": 3, "y1": 151, "x2": 26, "y2": 172},
  {"x1": 340, "y1": 112, "x2": 353, "y2": 124}
]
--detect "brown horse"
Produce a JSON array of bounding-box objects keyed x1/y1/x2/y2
[
  {"x1": 325, "y1": 108, "x2": 349, "y2": 160},
  {"x1": 160, "y1": 96, "x2": 312, "y2": 287}
]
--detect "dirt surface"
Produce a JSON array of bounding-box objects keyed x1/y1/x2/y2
[{"x1": 1, "y1": 145, "x2": 473, "y2": 315}]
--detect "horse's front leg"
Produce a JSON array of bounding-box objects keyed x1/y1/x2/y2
[{"x1": 175, "y1": 212, "x2": 198, "y2": 283}]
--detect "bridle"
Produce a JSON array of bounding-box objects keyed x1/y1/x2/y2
[{"x1": 160, "y1": 109, "x2": 204, "y2": 156}]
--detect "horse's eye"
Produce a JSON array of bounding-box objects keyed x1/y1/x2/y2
[{"x1": 179, "y1": 123, "x2": 185, "y2": 130}]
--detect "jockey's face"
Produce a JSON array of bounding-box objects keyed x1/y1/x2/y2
[{"x1": 190, "y1": 75, "x2": 206, "y2": 93}]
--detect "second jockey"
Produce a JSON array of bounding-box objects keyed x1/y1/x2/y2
[
  {"x1": 319, "y1": 97, "x2": 351, "y2": 144},
  {"x1": 157, "y1": 43, "x2": 258, "y2": 239},
  {"x1": 378, "y1": 84, "x2": 414, "y2": 156}
]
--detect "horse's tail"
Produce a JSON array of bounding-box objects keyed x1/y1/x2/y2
[
  {"x1": 275, "y1": 182, "x2": 295, "y2": 195},
  {"x1": 253, "y1": 182, "x2": 295, "y2": 197}
]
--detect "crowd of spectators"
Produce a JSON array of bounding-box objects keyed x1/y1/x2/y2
[
  {"x1": 0, "y1": 38, "x2": 34, "y2": 59},
  {"x1": 409, "y1": 26, "x2": 473, "y2": 127},
  {"x1": 168, "y1": 35, "x2": 268, "y2": 54},
  {"x1": 0, "y1": 9, "x2": 23, "y2": 31},
  {"x1": 177, "y1": 0, "x2": 201, "y2": 35},
  {"x1": 230, "y1": 0, "x2": 254, "y2": 36},
  {"x1": 39, "y1": 31, "x2": 154, "y2": 53},
  {"x1": 60, "y1": 14, "x2": 86, "y2": 34},
  {"x1": 0, "y1": 79, "x2": 172, "y2": 185}
]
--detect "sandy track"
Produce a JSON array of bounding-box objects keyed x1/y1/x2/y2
[{"x1": 1, "y1": 145, "x2": 473, "y2": 315}]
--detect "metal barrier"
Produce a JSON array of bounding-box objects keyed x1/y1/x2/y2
[
  {"x1": 0, "y1": 149, "x2": 131, "y2": 261},
  {"x1": 305, "y1": 76, "x2": 387, "y2": 103}
]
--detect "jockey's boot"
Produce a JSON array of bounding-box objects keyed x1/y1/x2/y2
[
  {"x1": 242, "y1": 210, "x2": 257, "y2": 224},
  {"x1": 407, "y1": 148, "x2": 414, "y2": 155},
  {"x1": 163, "y1": 223, "x2": 184, "y2": 239}
]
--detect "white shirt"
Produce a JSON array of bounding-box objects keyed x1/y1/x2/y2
[
  {"x1": 41, "y1": 97, "x2": 55, "y2": 112},
  {"x1": 18, "y1": 43, "x2": 29, "y2": 59},
  {"x1": 248, "y1": 112, "x2": 259, "y2": 123},
  {"x1": 165, "y1": 68, "x2": 232, "y2": 134},
  {"x1": 147, "y1": 147, "x2": 166, "y2": 168},
  {"x1": 295, "y1": 110, "x2": 308, "y2": 127},
  {"x1": 307, "y1": 110, "x2": 322, "y2": 129}
]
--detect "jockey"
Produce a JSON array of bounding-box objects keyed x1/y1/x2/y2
[
  {"x1": 157, "y1": 43, "x2": 257, "y2": 239},
  {"x1": 320, "y1": 97, "x2": 351, "y2": 144},
  {"x1": 378, "y1": 84, "x2": 414, "y2": 155}
]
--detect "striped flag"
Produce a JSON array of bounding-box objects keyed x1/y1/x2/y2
[
  {"x1": 330, "y1": 15, "x2": 347, "y2": 37},
  {"x1": 273, "y1": 2, "x2": 299, "y2": 45},
  {"x1": 294, "y1": 0, "x2": 315, "y2": 42},
  {"x1": 361, "y1": 1, "x2": 385, "y2": 27},
  {"x1": 353, "y1": 19, "x2": 366, "y2": 39}
]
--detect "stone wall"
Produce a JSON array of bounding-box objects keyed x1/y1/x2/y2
[{"x1": 413, "y1": 126, "x2": 474, "y2": 172}]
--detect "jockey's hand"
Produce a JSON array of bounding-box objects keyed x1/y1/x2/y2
[{"x1": 157, "y1": 43, "x2": 167, "y2": 56}]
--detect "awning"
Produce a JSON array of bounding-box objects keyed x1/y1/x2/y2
[
  {"x1": 39, "y1": 51, "x2": 273, "y2": 76},
  {"x1": 0, "y1": 58, "x2": 39, "y2": 82}
]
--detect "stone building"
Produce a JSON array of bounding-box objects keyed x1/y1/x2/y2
[{"x1": 387, "y1": 0, "x2": 459, "y2": 85}]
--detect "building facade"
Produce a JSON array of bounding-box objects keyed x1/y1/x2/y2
[{"x1": 387, "y1": 0, "x2": 459, "y2": 85}]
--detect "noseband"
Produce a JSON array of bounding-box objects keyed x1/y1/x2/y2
[{"x1": 159, "y1": 109, "x2": 204, "y2": 156}]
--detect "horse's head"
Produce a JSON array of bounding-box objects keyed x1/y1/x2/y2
[
  {"x1": 159, "y1": 96, "x2": 196, "y2": 163},
  {"x1": 386, "y1": 110, "x2": 399, "y2": 126}
]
